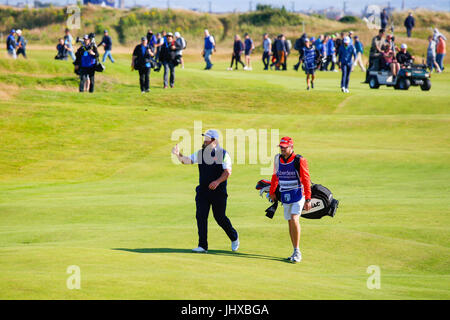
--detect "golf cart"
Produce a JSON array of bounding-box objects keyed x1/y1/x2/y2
[{"x1": 366, "y1": 60, "x2": 431, "y2": 91}]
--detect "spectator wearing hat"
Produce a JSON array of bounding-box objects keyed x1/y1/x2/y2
[
  {"x1": 353, "y1": 35, "x2": 365, "y2": 72},
  {"x1": 6, "y1": 29, "x2": 17, "y2": 59},
  {"x1": 172, "y1": 129, "x2": 239, "y2": 254},
  {"x1": 396, "y1": 44, "x2": 415, "y2": 66},
  {"x1": 159, "y1": 32, "x2": 182, "y2": 88},
  {"x1": 338, "y1": 36, "x2": 357, "y2": 93},
  {"x1": 74, "y1": 34, "x2": 99, "y2": 93},
  {"x1": 269, "y1": 136, "x2": 312, "y2": 263},
  {"x1": 132, "y1": 37, "x2": 155, "y2": 93},
  {"x1": 98, "y1": 30, "x2": 115, "y2": 63},
  {"x1": 15, "y1": 29, "x2": 27, "y2": 59}
]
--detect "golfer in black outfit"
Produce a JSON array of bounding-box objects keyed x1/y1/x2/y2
[
  {"x1": 132, "y1": 37, "x2": 154, "y2": 93},
  {"x1": 172, "y1": 129, "x2": 239, "y2": 253}
]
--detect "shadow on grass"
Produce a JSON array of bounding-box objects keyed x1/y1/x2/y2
[{"x1": 113, "y1": 247, "x2": 290, "y2": 263}]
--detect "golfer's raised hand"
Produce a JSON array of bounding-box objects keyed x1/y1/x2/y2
[
  {"x1": 209, "y1": 180, "x2": 219, "y2": 190},
  {"x1": 171, "y1": 144, "x2": 180, "y2": 156}
]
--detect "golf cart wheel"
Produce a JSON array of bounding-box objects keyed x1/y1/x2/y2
[
  {"x1": 420, "y1": 79, "x2": 431, "y2": 91},
  {"x1": 398, "y1": 78, "x2": 411, "y2": 90},
  {"x1": 369, "y1": 76, "x2": 380, "y2": 89}
]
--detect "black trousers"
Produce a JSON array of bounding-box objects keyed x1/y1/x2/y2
[
  {"x1": 17, "y1": 48, "x2": 26, "y2": 58},
  {"x1": 230, "y1": 54, "x2": 245, "y2": 69},
  {"x1": 138, "y1": 67, "x2": 150, "y2": 91},
  {"x1": 195, "y1": 187, "x2": 238, "y2": 250},
  {"x1": 262, "y1": 51, "x2": 270, "y2": 69}
]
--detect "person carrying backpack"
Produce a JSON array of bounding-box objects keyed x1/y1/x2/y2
[
  {"x1": 300, "y1": 38, "x2": 321, "y2": 90},
  {"x1": 174, "y1": 32, "x2": 186, "y2": 69},
  {"x1": 74, "y1": 35, "x2": 99, "y2": 93}
]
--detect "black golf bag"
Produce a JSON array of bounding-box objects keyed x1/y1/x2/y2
[{"x1": 255, "y1": 179, "x2": 339, "y2": 220}]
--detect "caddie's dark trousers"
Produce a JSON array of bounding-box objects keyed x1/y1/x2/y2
[{"x1": 195, "y1": 186, "x2": 238, "y2": 251}]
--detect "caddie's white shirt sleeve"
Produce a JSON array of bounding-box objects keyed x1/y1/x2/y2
[
  {"x1": 222, "y1": 152, "x2": 232, "y2": 170},
  {"x1": 190, "y1": 152, "x2": 198, "y2": 164}
]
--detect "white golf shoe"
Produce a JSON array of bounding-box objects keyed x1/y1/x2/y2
[
  {"x1": 192, "y1": 247, "x2": 207, "y2": 253},
  {"x1": 288, "y1": 250, "x2": 302, "y2": 263},
  {"x1": 231, "y1": 234, "x2": 240, "y2": 252}
]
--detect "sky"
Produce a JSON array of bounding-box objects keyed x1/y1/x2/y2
[{"x1": 6, "y1": 0, "x2": 450, "y2": 13}]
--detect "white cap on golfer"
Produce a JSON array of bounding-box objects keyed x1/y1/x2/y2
[
  {"x1": 202, "y1": 129, "x2": 219, "y2": 140},
  {"x1": 401, "y1": 43, "x2": 407, "y2": 49},
  {"x1": 343, "y1": 36, "x2": 351, "y2": 44}
]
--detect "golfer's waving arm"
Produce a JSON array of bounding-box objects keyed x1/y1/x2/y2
[{"x1": 172, "y1": 144, "x2": 193, "y2": 164}]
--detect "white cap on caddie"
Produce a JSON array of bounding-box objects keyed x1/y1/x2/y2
[{"x1": 343, "y1": 36, "x2": 351, "y2": 44}]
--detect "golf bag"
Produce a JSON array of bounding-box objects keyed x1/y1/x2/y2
[{"x1": 255, "y1": 179, "x2": 339, "y2": 220}]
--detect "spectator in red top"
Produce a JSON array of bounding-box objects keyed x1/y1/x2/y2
[
  {"x1": 269, "y1": 137, "x2": 311, "y2": 263},
  {"x1": 436, "y1": 36, "x2": 446, "y2": 71},
  {"x1": 382, "y1": 45, "x2": 400, "y2": 77}
]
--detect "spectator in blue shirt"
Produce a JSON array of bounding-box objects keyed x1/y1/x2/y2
[
  {"x1": 300, "y1": 38, "x2": 321, "y2": 90},
  {"x1": 55, "y1": 38, "x2": 68, "y2": 60},
  {"x1": 338, "y1": 36, "x2": 357, "y2": 93},
  {"x1": 64, "y1": 28, "x2": 76, "y2": 61},
  {"x1": 314, "y1": 35, "x2": 324, "y2": 54},
  {"x1": 98, "y1": 30, "x2": 115, "y2": 63},
  {"x1": 202, "y1": 29, "x2": 215, "y2": 70},
  {"x1": 325, "y1": 35, "x2": 336, "y2": 71},
  {"x1": 146, "y1": 29, "x2": 157, "y2": 50},
  {"x1": 353, "y1": 35, "x2": 365, "y2": 72},
  {"x1": 6, "y1": 29, "x2": 17, "y2": 59},
  {"x1": 243, "y1": 33, "x2": 254, "y2": 70}
]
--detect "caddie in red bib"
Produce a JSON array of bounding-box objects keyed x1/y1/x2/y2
[{"x1": 269, "y1": 136, "x2": 312, "y2": 263}]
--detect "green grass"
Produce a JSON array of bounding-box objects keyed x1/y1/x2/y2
[{"x1": 0, "y1": 49, "x2": 449, "y2": 299}]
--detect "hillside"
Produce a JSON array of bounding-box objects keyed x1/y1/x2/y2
[{"x1": 1, "y1": 5, "x2": 449, "y2": 59}]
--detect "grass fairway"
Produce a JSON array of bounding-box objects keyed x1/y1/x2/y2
[{"x1": 0, "y1": 48, "x2": 449, "y2": 299}]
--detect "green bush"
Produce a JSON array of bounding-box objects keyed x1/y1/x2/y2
[
  {"x1": 238, "y1": 6, "x2": 302, "y2": 26},
  {"x1": 339, "y1": 16, "x2": 359, "y2": 23}
]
